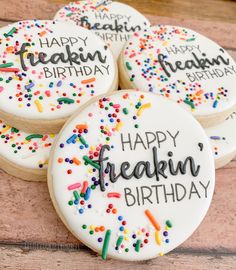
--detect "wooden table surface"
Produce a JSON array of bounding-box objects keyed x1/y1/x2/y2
[{"x1": 0, "y1": 1, "x2": 236, "y2": 269}]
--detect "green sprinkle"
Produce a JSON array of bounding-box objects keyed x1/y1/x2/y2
[
  {"x1": 126, "y1": 62, "x2": 132, "y2": 70},
  {"x1": 83, "y1": 156, "x2": 100, "y2": 169},
  {"x1": 73, "y1": 190, "x2": 79, "y2": 200},
  {"x1": 186, "y1": 37, "x2": 196, "y2": 42},
  {"x1": 25, "y1": 134, "x2": 43, "y2": 141},
  {"x1": 166, "y1": 220, "x2": 172, "y2": 228},
  {"x1": 11, "y1": 127, "x2": 19, "y2": 133},
  {"x1": 66, "y1": 12, "x2": 74, "y2": 17},
  {"x1": 0, "y1": 62, "x2": 13, "y2": 68},
  {"x1": 57, "y1": 97, "x2": 75, "y2": 104},
  {"x1": 89, "y1": 230, "x2": 94, "y2": 235},
  {"x1": 68, "y1": 200, "x2": 73, "y2": 206},
  {"x1": 184, "y1": 99, "x2": 195, "y2": 109},
  {"x1": 82, "y1": 224, "x2": 87, "y2": 229},
  {"x1": 79, "y1": 136, "x2": 87, "y2": 146},
  {"x1": 123, "y1": 108, "x2": 129, "y2": 115},
  {"x1": 125, "y1": 248, "x2": 129, "y2": 252},
  {"x1": 91, "y1": 185, "x2": 96, "y2": 190},
  {"x1": 135, "y1": 239, "x2": 141, "y2": 252},
  {"x1": 4, "y1": 27, "x2": 17, "y2": 37},
  {"x1": 134, "y1": 124, "x2": 139, "y2": 128},
  {"x1": 102, "y1": 229, "x2": 111, "y2": 260},
  {"x1": 116, "y1": 236, "x2": 123, "y2": 248}
]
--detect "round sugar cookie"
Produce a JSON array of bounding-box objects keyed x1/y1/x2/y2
[
  {"x1": 206, "y1": 111, "x2": 236, "y2": 169},
  {"x1": 0, "y1": 119, "x2": 55, "y2": 181},
  {"x1": 0, "y1": 20, "x2": 117, "y2": 134},
  {"x1": 54, "y1": 1, "x2": 150, "y2": 59},
  {"x1": 48, "y1": 90, "x2": 215, "y2": 261},
  {"x1": 119, "y1": 25, "x2": 236, "y2": 127}
]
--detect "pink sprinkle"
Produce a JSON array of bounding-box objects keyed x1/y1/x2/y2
[
  {"x1": 113, "y1": 104, "x2": 120, "y2": 108},
  {"x1": 88, "y1": 113, "x2": 93, "y2": 117},
  {"x1": 67, "y1": 182, "x2": 81, "y2": 191},
  {"x1": 0, "y1": 86, "x2": 4, "y2": 93},
  {"x1": 107, "y1": 192, "x2": 121, "y2": 198},
  {"x1": 45, "y1": 90, "x2": 51, "y2": 97}
]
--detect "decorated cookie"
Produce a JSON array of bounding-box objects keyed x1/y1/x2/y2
[
  {"x1": 206, "y1": 111, "x2": 236, "y2": 169},
  {"x1": 54, "y1": 1, "x2": 150, "y2": 59},
  {"x1": 119, "y1": 25, "x2": 236, "y2": 127},
  {"x1": 0, "y1": 119, "x2": 55, "y2": 181},
  {"x1": 48, "y1": 90, "x2": 215, "y2": 261},
  {"x1": 0, "y1": 20, "x2": 117, "y2": 134}
]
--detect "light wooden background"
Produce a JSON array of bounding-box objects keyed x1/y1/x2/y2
[{"x1": 0, "y1": 1, "x2": 236, "y2": 269}]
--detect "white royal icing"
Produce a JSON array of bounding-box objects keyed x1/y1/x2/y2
[
  {"x1": 50, "y1": 90, "x2": 215, "y2": 261},
  {"x1": 0, "y1": 20, "x2": 116, "y2": 120},
  {"x1": 0, "y1": 119, "x2": 55, "y2": 169},
  {"x1": 206, "y1": 111, "x2": 236, "y2": 162},
  {"x1": 121, "y1": 25, "x2": 236, "y2": 117},
  {"x1": 54, "y1": 1, "x2": 150, "y2": 59}
]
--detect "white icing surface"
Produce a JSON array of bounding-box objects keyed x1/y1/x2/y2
[
  {"x1": 206, "y1": 111, "x2": 236, "y2": 161},
  {"x1": 0, "y1": 119, "x2": 55, "y2": 169},
  {"x1": 121, "y1": 25, "x2": 236, "y2": 116},
  {"x1": 54, "y1": 1, "x2": 150, "y2": 59},
  {"x1": 0, "y1": 20, "x2": 116, "y2": 120},
  {"x1": 50, "y1": 90, "x2": 215, "y2": 261}
]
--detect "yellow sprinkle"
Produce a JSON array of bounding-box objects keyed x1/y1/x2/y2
[
  {"x1": 18, "y1": 104, "x2": 23, "y2": 108},
  {"x1": 124, "y1": 228, "x2": 129, "y2": 234},
  {"x1": 124, "y1": 236, "x2": 129, "y2": 241},
  {"x1": 90, "y1": 146, "x2": 95, "y2": 151},
  {"x1": 35, "y1": 100, "x2": 43, "y2": 113},
  {"x1": 115, "y1": 121, "x2": 123, "y2": 131},
  {"x1": 137, "y1": 231, "x2": 142, "y2": 236},
  {"x1": 90, "y1": 225, "x2": 95, "y2": 230},
  {"x1": 2, "y1": 125, "x2": 10, "y2": 133},
  {"x1": 155, "y1": 230, "x2": 162, "y2": 245},
  {"x1": 49, "y1": 134, "x2": 55, "y2": 138},
  {"x1": 137, "y1": 103, "x2": 151, "y2": 116},
  {"x1": 159, "y1": 252, "x2": 164, "y2": 256}
]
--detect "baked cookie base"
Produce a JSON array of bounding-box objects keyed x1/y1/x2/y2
[
  {"x1": 0, "y1": 154, "x2": 47, "y2": 181},
  {"x1": 118, "y1": 54, "x2": 235, "y2": 128},
  {"x1": 215, "y1": 151, "x2": 236, "y2": 169}
]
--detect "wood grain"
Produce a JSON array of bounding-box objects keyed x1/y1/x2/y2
[
  {"x1": 1, "y1": 245, "x2": 236, "y2": 270},
  {"x1": 1, "y1": 0, "x2": 236, "y2": 23}
]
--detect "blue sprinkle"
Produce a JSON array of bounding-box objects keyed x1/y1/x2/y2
[
  {"x1": 66, "y1": 134, "x2": 77, "y2": 144},
  {"x1": 84, "y1": 187, "x2": 91, "y2": 201}
]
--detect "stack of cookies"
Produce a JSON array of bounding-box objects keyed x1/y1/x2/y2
[{"x1": 0, "y1": 0, "x2": 235, "y2": 261}]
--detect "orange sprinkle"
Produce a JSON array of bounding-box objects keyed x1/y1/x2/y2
[
  {"x1": 81, "y1": 77, "x2": 96, "y2": 84},
  {"x1": 145, "y1": 209, "x2": 161, "y2": 231},
  {"x1": 100, "y1": 226, "x2": 105, "y2": 232},
  {"x1": 112, "y1": 208, "x2": 117, "y2": 214},
  {"x1": 72, "y1": 157, "x2": 81, "y2": 166},
  {"x1": 58, "y1": 158, "x2": 63, "y2": 163},
  {"x1": 6, "y1": 46, "x2": 14, "y2": 52},
  {"x1": 81, "y1": 181, "x2": 88, "y2": 194},
  {"x1": 39, "y1": 31, "x2": 47, "y2": 37},
  {"x1": 95, "y1": 227, "x2": 100, "y2": 232},
  {"x1": 196, "y1": 90, "x2": 204, "y2": 96},
  {"x1": 76, "y1": 124, "x2": 88, "y2": 130}
]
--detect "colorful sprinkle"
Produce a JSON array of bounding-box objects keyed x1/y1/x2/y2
[
  {"x1": 145, "y1": 209, "x2": 161, "y2": 231},
  {"x1": 67, "y1": 182, "x2": 81, "y2": 191},
  {"x1": 102, "y1": 229, "x2": 111, "y2": 260}
]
